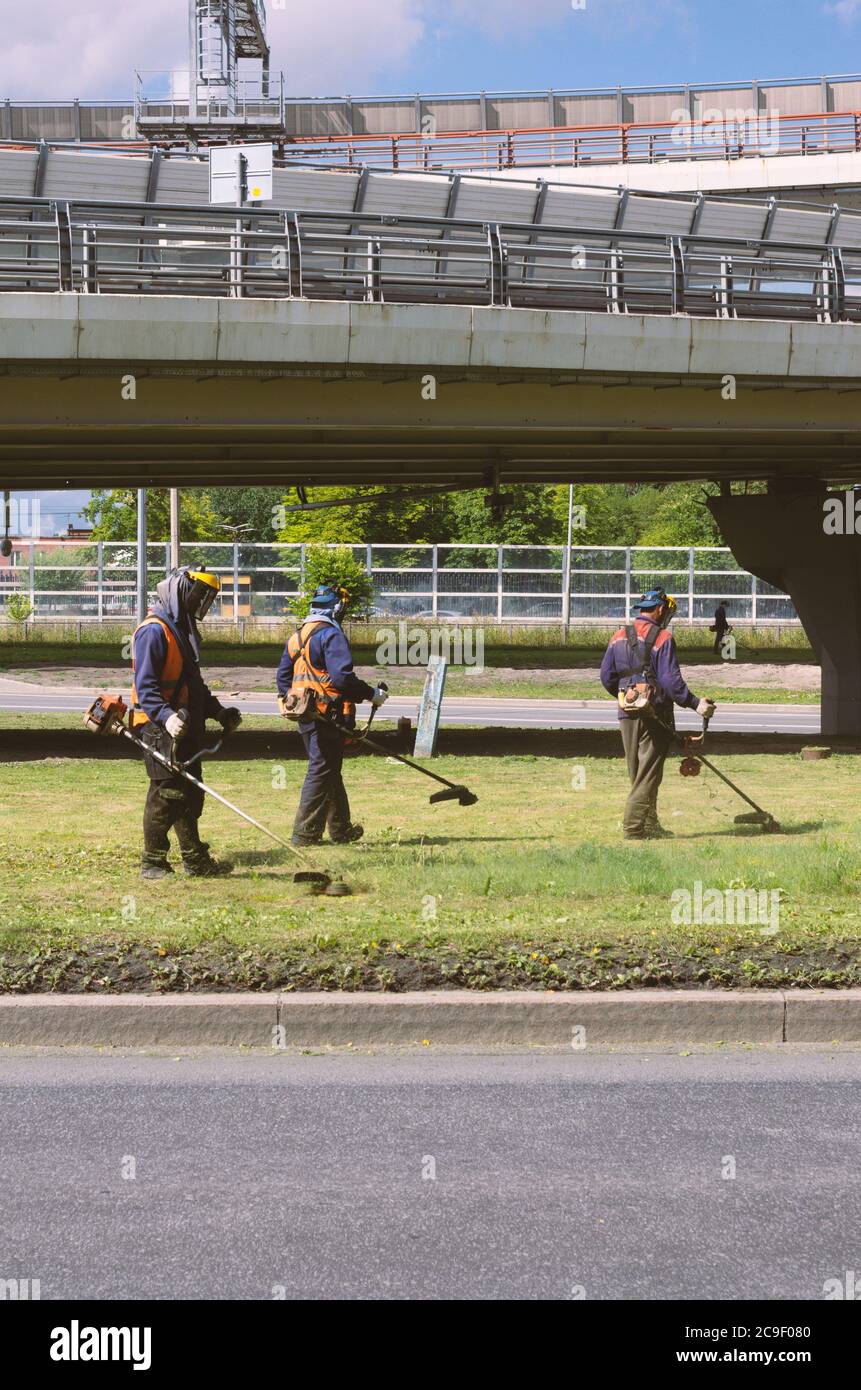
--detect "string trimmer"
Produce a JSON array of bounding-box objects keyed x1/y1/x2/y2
[
  {"x1": 335, "y1": 684, "x2": 478, "y2": 807},
  {"x1": 677, "y1": 713, "x2": 780, "y2": 832},
  {"x1": 83, "y1": 695, "x2": 346, "y2": 891}
]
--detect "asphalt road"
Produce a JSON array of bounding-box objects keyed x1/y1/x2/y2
[
  {"x1": 0, "y1": 1047, "x2": 857, "y2": 1300},
  {"x1": 0, "y1": 688, "x2": 820, "y2": 735}
]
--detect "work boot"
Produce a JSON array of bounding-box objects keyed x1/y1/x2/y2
[
  {"x1": 329, "y1": 823, "x2": 364, "y2": 845},
  {"x1": 181, "y1": 851, "x2": 232, "y2": 878},
  {"x1": 140, "y1": 857, "x2": 174, "y2": 881},
  {"x1": 644, "y1": 819, "x2": 675, "y2": 840}
]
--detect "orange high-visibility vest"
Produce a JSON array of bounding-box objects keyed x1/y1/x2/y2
[
  {"x1": 129, "y1": 616, "x2": 190, "y2": 729},
  {"x1": 287, "y1": 619, "x2": 355, "y2": 721}
]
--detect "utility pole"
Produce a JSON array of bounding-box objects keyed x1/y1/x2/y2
[
  {"x1": 1, "y1": 490, "x2": 11, "y2": 557},
  {"x1": 562, "y1": 483, "x2": 574, "y2": 636},
  {"x1": 136, "y1": 488, "x2": 148, "y2": 623},
  {"x1": 170, "y1": 488, "x2": 180, "y2": 569}
]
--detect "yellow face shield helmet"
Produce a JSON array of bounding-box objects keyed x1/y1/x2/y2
[{"x1": 186, "y1": 568, "x2": 221, "y2": 621}]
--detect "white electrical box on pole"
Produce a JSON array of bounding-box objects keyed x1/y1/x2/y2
[{"x1": 209, "y1": 143, "x2": 273, "y2": 205}]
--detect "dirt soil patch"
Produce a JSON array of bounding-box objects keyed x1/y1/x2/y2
[{"x1": 1, "y1": 937, "x2": 858, "y2": 994}]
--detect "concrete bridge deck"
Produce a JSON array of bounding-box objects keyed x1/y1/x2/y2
[{"x1": 0, "y1": 293, "x2": 859, "y2": 489}]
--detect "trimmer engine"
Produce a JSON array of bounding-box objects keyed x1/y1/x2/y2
[{"x1": 83, "y1": 694, "x2": 128, "y2": 736}]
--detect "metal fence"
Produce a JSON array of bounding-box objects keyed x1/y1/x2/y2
[
  {"x1": 0, "y1": 541, "x2": 797, "y2": 625},
  {"x1": 2, "y1": 195, "x2": 858, "y2": 323},
  {"x1": 7, "y1": 106, "x2": 861, "y2": 172},
  {"x1": 222, "y1": 109, "x2": 861, "y2": 173},
  {"x1": 7, "y1": 68, "x2": 861, "y2": 145}
]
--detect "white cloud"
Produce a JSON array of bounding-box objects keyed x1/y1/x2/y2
[
  {"x1": 0, "y1": 0, "x2": 427, "y2": 100},
  {"x1": 268, "y1": 0, "x2": 425, "y2": 96},
  {"x1": 0, "y1": 1, "x2": 185, "y2": 99},
  {"x1": 823, "y1": 0, "x2": 861, "y2": 19},
  {"x1": 0, "y1": 0, "x2": 692, "y2": 101}
]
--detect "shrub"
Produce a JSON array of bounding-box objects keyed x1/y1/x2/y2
[{"x1": 291, "y1": 546, "x2": 374, "y2": 623}]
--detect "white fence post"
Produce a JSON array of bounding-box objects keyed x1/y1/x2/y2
[
  {"x1": 688, "y1": 547, "x2": 695, "y2": 626},
  {"x1": 624, "y1": 547, "x2": 631, "y2": 619},
  {"x1": 497, "y1": 546, "x2": 504, "y2": 622}
]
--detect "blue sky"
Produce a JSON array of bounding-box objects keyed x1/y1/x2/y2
[
  {"x1": 9, "y1": 491, "x2": 90, "y2": 537},
  {"x1": 335, "y1": 1, "x2": 861, "y2": 99}
]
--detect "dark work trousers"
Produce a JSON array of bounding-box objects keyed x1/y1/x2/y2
[
  {"x1": 619, "y1": 711, "x2": 674, "y2": 839},
  {"x1": 713, "y1": 625, "x2": 728, "y2": 655},
  {"x1": 140, "y1": 723, "x2": 207, "y2": 867},
  {"x1": 292, "y1": 719, "x2": 352, "y2": 845}
]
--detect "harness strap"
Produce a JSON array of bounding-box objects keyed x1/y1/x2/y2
[
  {"x1": 623, "y1": 622, "x2": 659, "y2": 675},
  {"x1": 290, "y1": 620, "x2": 344, "y2": 713}
]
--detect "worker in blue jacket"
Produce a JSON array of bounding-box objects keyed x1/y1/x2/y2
[
  {"x1": 277, "y1": 583, "x2": 388, "y2": 846},
  {"x1": 600, "y1": 589, "x2": 715, "y2": 840},
  {"x1": 131, "y1": 567, "x2": 241, "y2": 879}
]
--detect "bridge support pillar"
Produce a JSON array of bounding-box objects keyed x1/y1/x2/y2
[{"x1": 708, "y1": 485, "x2": 861, "y2": 736}]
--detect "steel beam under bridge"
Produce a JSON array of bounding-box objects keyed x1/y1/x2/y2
[{"x1": 1, "y1": 295, "x2": 861, "y2": 488}]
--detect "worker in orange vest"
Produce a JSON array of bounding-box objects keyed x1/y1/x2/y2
[
  {"x1": 277, "y1": 582, "x2": 387, "y2": 846},
  {"x1": 131, "y1": 567, "x2": 241, "y2": 880}
]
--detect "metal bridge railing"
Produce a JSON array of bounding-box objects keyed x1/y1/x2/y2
[
  {"x1": 1, "y1": 196, "x2": 859, "y2": 323},
  {"x1": 134, "y1": 70, "x2": 287, "y2": 133},
  {"x1": 5, "y1": 109, "x2": 861, "y2": 168},
  {"x1": 274, "y1": 110, "x2": 861, "y2": 173}
]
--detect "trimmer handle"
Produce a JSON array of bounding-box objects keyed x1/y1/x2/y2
[{"x1": 177, "y1": 738, "x2": 223, "y2": 770}]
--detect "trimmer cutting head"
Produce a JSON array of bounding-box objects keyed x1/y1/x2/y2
[
  {"x1": 429, "y1": 786, "x2": 479, "y2": 807},
  {"x1": 292, "y1": 870, "x2": 353, "y2": 896},
  {"x1": 324, "y1": 880, "x2": 352, "y2": 897},
  {"x1": 734, "y1": 811, "x2": 781, "y2": 833}
]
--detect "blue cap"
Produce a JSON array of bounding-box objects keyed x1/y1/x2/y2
[
  {"x1": 310, "y1": 583, "x2": 340, "y2": 611},
  {"x1": 633, "y1": 588, "x2": 669, "y2": 612}
]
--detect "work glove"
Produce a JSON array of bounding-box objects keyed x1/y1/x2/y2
[
  {"x1": 277, "y1": 695, "x2": 290, "y2": 719},
  {"x1": 696, "y1": 698, "x2": 717, "y2": 719},
  {"x1": 165, "y1": 709, "x2": 189, "y2": 740},
  {"x1": 219, "y1": 707, "x2": 242, "y2": 733},
  {"x1": 371, "y1": 684, "x2": 389, "y2": 708}
]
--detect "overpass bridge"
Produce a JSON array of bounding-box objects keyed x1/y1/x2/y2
[{"x1": 0, "y1": 185, "x2": 860, "y2": 730}]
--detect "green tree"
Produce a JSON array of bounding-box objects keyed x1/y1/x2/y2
[
  {"x1": 292, "y1": 545, "x2": 375, "y2": 622},
  {"x1": 636, "y1": 484, "x2": 722, "y2": 546},
  {"x1": 206, "y1": 487, "x2": 285, "y2": 540},
  {"x1": 446, "y1": 486, "x2": 561, "y2": 546},
  {"x1": 4, "y1": 591, "x2": 32, "y2": 627},
  {"x1": 276, "y1": 486, "x2": 452, "y2": 545},
  {"x1": 83, "y1": 489, "x2": 220, "y2": 542},
  {"x1": 549, "y1": 484, "x2": 646, "y2": 547}
]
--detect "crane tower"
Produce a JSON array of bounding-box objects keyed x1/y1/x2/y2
[{"x1": 136, "y1": 0, "x2": 285, "y2": 145}]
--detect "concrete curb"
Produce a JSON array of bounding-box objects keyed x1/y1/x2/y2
[{"x1": 0, "y1": 990, "x2": 859, "y2": 1047}]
